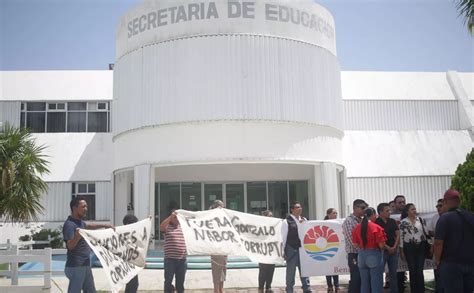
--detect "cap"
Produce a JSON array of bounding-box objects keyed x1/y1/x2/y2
[{"x1": 444, "y1": 189, "x2": 460, "y2": 200}]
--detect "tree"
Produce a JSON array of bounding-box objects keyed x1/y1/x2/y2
[
  {"x1": 454, "y1": 0, "x2": 474, "y2": 34},
  {"x1": 451, "y1": 148, "x2": 474, "y2": 212},
  {"x1": 0, "y1": 124, "x2": 49, "y2": 222}
]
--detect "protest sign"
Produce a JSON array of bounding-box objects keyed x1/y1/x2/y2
[
  {"x1": 79, "y1": 217, "x2": 152, "y2": 293},
  {"x1": 176, "y1": 208, "x2": 285, "y2": 264}
]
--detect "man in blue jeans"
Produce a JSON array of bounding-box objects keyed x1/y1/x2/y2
[
  {"x1": 282, "y1": 201, "x2": 311, "y2": 293},
  {"x1": 375, "y1": 203, "x2": 399, "y2": 293},
  {"x1": 434, "y1": 189, "x2": 474, "y2": 293},
  {"x1": 342, "y1": 199, "x2": 368, "y2": 293},
  {"x1": 63, "y1": 196, "x2": 113, "y2": 293},
  {"x1": 160, "y1": 209, "x2": 187, "y2": 293}
]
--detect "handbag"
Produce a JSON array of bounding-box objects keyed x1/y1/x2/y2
[{"x1": 419, "y1": 217, "x2": 433, "y2": 259}]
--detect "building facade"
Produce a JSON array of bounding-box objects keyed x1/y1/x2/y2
[{"x1": 0, "y1": 0, "x2": 473, "y2": 242}]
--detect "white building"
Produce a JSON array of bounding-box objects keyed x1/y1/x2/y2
[{"x1": 1, "y1": 0, "x2": 473, "y2": 242}]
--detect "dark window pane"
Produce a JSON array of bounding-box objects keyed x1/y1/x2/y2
[
  {"x1": 204, "y1": 184, "x2": 222, "y2": 210},
  {"x1": 88, "y1": 183, "x2": 95, "y2": 193},
  {"x1": 289, "y1": 181, "x2": 309, "y2": 219},
  {"x1": 26, "y1": 112, "x2": 45, "y2": 132},
  {"x1": 26, "y1": 102, "x2": 45, "y2": 111},
  {"x1": 57, "y1": 103, "x2": 65, "y2": 110},
  {"x1": 67, "y1": 112, "x2": 86, "y2": 132},
  {"x1": 268, "y1": 181, "x2": 288, "y2": 219},
  {"x1": 68, "y1": 102, "x2": 86, "y2": 111},
  {"x1": 98, "y1": 103, "x2": 107, "y2": 110},
  {"x1": 158, "y1": 183, "x2": 181, "y2": 240},
  {"x1": 47, "y1": 112, "x2": 66, "y2": 132},
  {"x1": 226, "y1": 184, "x2": 244, "y2": 212},
  {"x1": 182, "y1": 183, "x2": 201, "y2": 211},
  {"x1": 88, "y1": 112, "x2": 107, "y2": 132},
  {"x1": 48, "y1": 103, "x2": 57, "y2": 110},
  {"x1": 20, "y1": 112, "x2": 25, "y2": 128},
  {"x1": 247, "y1": 182, "x2": 267, "y2": 215},
  {"x1": 78, "y1": 184, "x2": 87, "y2": 193}
]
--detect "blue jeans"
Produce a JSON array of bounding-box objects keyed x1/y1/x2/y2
[
  {"x1": 64, "y1": 266, "x2": 96, "y2": 293},
  {"x1": 383, "y1": 250, "x2": 399, "y2": 293},
  {"x1": 403, "y1": 242, "x2": 426, "y2": 293},
  {"x1": 439, "y1": 261, "x2": 474, "y2": 293},
  {"x1": 285, "y1": 245, "x2": 311, "y2": 293},
  {"x1": 348, "y1": 253, "x2": 361, "y2": 293},
  {"x1": 164, "y1": 258, "x2": 187, "y2": 293},
  {"x1": 358, "y1": 249, "x2": 384, "y2": 293}
]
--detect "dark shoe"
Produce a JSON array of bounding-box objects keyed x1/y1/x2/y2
[{"x1": 384, "y1": 281, "x2": 390, "y2": 289}]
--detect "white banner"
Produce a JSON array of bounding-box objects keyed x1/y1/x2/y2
[
  {"x1": 79, "y1": 217, "x2": 152, "y2": 293},
  {"x1": 176, "y1": 208, "x2": 285, "y2": 264},
  {"x1": 299, "y1": 220, "x2": 435, "y2": 277}
]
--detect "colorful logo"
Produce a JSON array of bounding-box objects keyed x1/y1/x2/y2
[{"x1": 304, "y1": 225, "x2": 339, "y2": 261}]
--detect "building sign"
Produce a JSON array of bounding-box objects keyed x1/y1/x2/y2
[{"x1": 116, "y1": 0, "x2": 337, "y2": 58}]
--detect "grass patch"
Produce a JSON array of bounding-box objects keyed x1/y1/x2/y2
[{"x1": 0, "y1": 263, "x2": 8, "y2": 270}]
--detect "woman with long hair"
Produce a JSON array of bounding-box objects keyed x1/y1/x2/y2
[
  {"x1": 352, "y1": 207, "x2": 387, "y2": 293},
  {"x1": 399, "y1": 203, "x2": 428, "y2": 293},
  {"x1": 324, "y1": 208, "x2": 340, "y2": 292}
]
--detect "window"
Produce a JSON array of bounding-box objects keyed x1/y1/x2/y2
[
  {"x1": 20, "y1": 101, "x2": 110, "y2": 133},
  {"x1": 72, "y1": 182, "x2": 96, "y2": 220}
]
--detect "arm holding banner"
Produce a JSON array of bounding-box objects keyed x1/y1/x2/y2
[
  {"x1": 160, "y1": 212, "x2": 177, "y2": 233},
  {"x1": 86, "y1": 223, "x2": 114, "y2": 230}
]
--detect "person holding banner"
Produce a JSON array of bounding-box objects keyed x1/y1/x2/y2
[
  {"x1": 123, "y1": 214, "x2": 139, "y2": 293},
  {"x1": 281, "y1": 201, "x2": 312, "y2": 293},
  {"x1": 63, "y1": 196, "x2": 114, "y2": 293},
  {"x1": 258, "y1": 209, "x2": 276, "y2": 293},
  {"x1": 160, "y1": 209, "x2": 187, "y2": 293},
  {"x1": 210, "y1": 200, "x2": 227, "y2": 293},
  {"x1": 324, "y1": 208, "x2": 340, "y2": 292},
  {"x1": 352, "y1": 207, "x2": 387, "y2": 293}
]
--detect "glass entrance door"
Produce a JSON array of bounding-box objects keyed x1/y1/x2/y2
[
  {"x1": 225, "y1": 183, "x2": 244, "y2": 212},
  {"x1": 204, "y1": 184, "x2": 223, "y2": 209}
]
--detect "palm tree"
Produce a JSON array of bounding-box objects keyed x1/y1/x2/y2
[
  {"x1": 455, "y1": 0, "x2": 474, "y2": 34},
  {"x1": 0, "y1": 124, "x2": 49, "y2": 222}
]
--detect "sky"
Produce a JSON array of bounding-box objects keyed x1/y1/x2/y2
[{"x1": 0, "y1": 0, "x2": 473, "y2": 72}]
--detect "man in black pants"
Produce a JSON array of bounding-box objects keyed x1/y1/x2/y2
[{"x1": 342, "y1": 199, "x2": 368, "y2": 293}]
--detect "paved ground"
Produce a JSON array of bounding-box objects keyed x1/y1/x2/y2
[{"x1": 2, "y1": 267, "x2": 435, "y2": 292}]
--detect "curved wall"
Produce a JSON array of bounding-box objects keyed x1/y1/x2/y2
[{"x1": 113, "y1": 0, "x2": 342, "y2": 169}]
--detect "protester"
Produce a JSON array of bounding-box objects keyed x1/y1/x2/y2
[
  {"x1": 160, "y1": 209, "x2": 187, "y2": 293},
  {"x1": 258, "y1": 209, "x2": 276, "y2": 293},
  {"x1": 324, "y1": 208, "x2": 340, "y2": 292},
  {"x1": 63, "y1": 196, "x2": 113, "y2": 293},
  {"x1": 428, "y1": 199, "x2": 445, "y2": 293},
  {"x1": 352, "y1": 207, "x2": 386, "y2": 293},
  {"x1": 122, "y1": 214, "x2": 139, "y2": 293},
  {"x1": 209, "y1": 200, "x2": 227, "y2": 293},
  {"x1": 375, "y1": 203, "x2": 399, "y2": 293},
  {"x1": 399, "y1": 203, "x2": 428, "y2": 293},
  {"x1": 281, "y1": 201, "x2": 312, "y2": 293},
  {"x1": 388, "y1": 200, "x2": 396, "y2": 213},
  {"x1": 391, "y1": 194, "x2": 407, "y2": 293},
  {"x1": 434, "y1": 189, "x2": 474, "y2": 293},
  {"x1": 342, "y1": 199, "x2": 368, "y2": 293}
]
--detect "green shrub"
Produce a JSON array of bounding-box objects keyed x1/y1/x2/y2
[{"x1": 451, "y1": 149, "x2": 474, "y2": 212}]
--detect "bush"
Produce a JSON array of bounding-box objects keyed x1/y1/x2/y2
[
  {"x1": 451, "y1": 149, "x2": 474, "y2": 212},
  {"x1": 18, "y1": 227, "x2": 63, "y2": 249}
]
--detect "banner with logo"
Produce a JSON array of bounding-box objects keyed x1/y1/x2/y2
[
  {"x1": 79, "y1": 217, "x2": 152, "y2": 293},
  {"x1": 176, "y1": 208, "x2": 285, "y2": 264},
  {"x1": 298, "y1": 219, "x2": 435, "y2": 277}
]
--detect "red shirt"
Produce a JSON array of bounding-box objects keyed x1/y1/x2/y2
[{"x1": 352, "y1": 221, "x2": 387, "y2": 249}]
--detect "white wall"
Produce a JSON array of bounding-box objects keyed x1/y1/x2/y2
[
  {"x1": 0, "y1": 71, "x2": 113, "y2": 101},
  {"x1": 341, "y1": 71, "x2": 454, "y2": 100}
]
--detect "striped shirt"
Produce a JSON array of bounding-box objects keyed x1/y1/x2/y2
[
  {"x1": 164, "y1": 222, "x2": 187, "y2": 259},
  {"x1": 342, "y1": 214, "x2": 362, "y2": 254}
]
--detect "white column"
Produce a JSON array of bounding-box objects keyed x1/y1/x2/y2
[
  {"x1": 314, "y1": 163, "x2": 340, "y2": 219},
  {"x1": 114, "y1": 171, "x2": 132, "y2": 225},
  {"x1": 133, "y1": 164, "x2": 155, "y2": 221}
]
